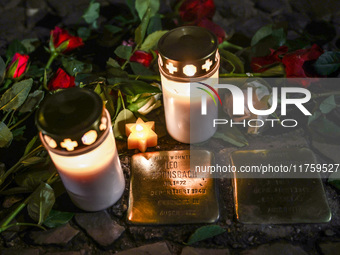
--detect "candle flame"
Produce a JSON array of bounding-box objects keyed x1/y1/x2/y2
[{"x1": 136, "y1": 124, "x2": 144, "y2": 131}]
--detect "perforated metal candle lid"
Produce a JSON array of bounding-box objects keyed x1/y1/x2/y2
[
  {"x1": 158, "y1": 26, "x2": 219, "y2": 81},
  {"x1": 36, "y1": 88, "x2": 108, "y2": 153}
]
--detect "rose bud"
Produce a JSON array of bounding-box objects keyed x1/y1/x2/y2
[
  {"x1": 48, "y1": 68, "x2": 75, "y2": 91},
  {"x1": 6, "y1": 53, "x2": 29, "y2": 79},
  {"x1": 179, "y1": 0, "x2": 215, "y2": 22},
  {"x1": 122, "y1": 39, "x2": 135, "y2": 47},
  {"x1": 130, "y1": 50, "x2": 153, "y2": 67},
  {"x1": 223, "y1": 80, "x2": 272, "y2": 134},
  {"x1": 282, "y1": 44, "x2": 323, "y2": 87},
  {"x1": 51, "y1": 26, "x2": 84, "y2": 54}
]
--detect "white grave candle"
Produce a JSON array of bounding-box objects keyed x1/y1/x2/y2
[
  {"x1": 36, "y1": 88, "x2": 125, "y2": 211},
  {"x1": 158, "y1": 26, "x2": 220, "y2": 143}
]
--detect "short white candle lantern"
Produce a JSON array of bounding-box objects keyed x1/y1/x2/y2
[{"x1": 36, "y1": 88, "x2": 125, "y2": 211}]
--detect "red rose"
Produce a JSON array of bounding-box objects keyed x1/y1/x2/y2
[
  {"x1": 51, "y1": 27, "x2": 84, "y2": 53},
  {"x1": 197, "y1": 18, "x2": 226, "y2": 44},
  {"x1": 179, "y1": 0, "x2": 215, "y2": 22},
  {"x1": 251, "y1": 46, "x2": 288, "y2": 73},
  {"x1": 130, "y1": 50, "x2": 153, "y2": 67},
  {"x1": 48, "y1": 68, "x2": 75, "y2": 91},
  {"x1": 6, "y1": 53, "x2": 29, "y2": 78},
  {"x1": 282, "y1": 44, "x2": 323, "y2": 80}
]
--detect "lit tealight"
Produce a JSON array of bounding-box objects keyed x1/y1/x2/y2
[{"x1": 125, "y1": 118, "x2": 157, "y2": 152}]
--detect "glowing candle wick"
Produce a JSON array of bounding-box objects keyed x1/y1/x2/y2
[{"x1": 136, "y1": 124, "x2": 144, "y2": 131}]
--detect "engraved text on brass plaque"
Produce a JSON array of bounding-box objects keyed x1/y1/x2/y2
[{"x1": 128, "y1": 150, "x2": 219, "y2": 224}]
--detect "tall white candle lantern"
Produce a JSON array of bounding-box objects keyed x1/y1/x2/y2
[{"x1": 158, "y1": 26, "x2": 220, "y2": 143}]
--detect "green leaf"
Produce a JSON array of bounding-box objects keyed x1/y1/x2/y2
[
  {"x1": 0, "y1": 122, "x2": 13, "y2": 148},
  {"x1": 0, "y1": 162, "x2": 5, "y2": 178},
  {"x1": 213, "y1": 126, "x2": 248, "y2": 147},
  {"x1": 82, "y1": 0, "x2": 100, "y2": 24},
  {"x1": 77, "y1": 27, "x2": 91, "y2": 40},
  {"x1": 26, "y1": 65, "x2": 44, "y2": 77},
  {"x1": 140, "y1": 30, "x2": 168, "y2": 51},
  {"x1": 15, "y1": 168, "x2": 51, "y2": 190},
  {"x1": 127, "y1": 95, "x2": 152, "y2": 112},
  {"x1": 126, "y1": 0, "x2": 138, "y2": 18},
  {"x1": 43, "y1": 69, "x2": 47, "y2": 90},
  {"x1": 6, "y1": 39, "x2": 27, "y2": 62},
  {"x1": 135, "y1": 0, "x2": 160, "y2": 20},
  {"x1": 251, "y1": 25, "x2": 286, "y2": 57},
  {"x1": 130, "y1": 62, "x2": 154, "y2": 76},
  {"x1": 106, "y1": 58, "x2": 121, "y2": 68},
  {"x1": 251, "y1": 24, "x2": 274, "y2": 46},
  {"x1": 114, "y1": 45, "x2": 132, "y2": 60},
  {"x1": 113, "y1": 109, "x2": 136, "y2": 139},
  {"x1": 114, "y1": 95, "x2": 122, "y2": 120},
  {"x1": 19, "y1": 90, "x2": 44, "y2": 113},
  {"x1": 118, "y1": 80, "x2": 161, "y2": 96},
  {"x1": 76, "y1": 74, "x2": 99, "y2": 86},
  {"x1": 126, "y1": 94, "x2": 141, "y2": 104},
  {"x1": 62, "y1": 58, "x2": 92, "y2": 76},
  {"x1": 261, "y1": 64, "x2": 285, "y2": 76},
  {"x1": 107, "y1": 67, "x2": 128, "y2": 78},
  {"x1": 219, "y1": 49, "x2": 244, "y2": 73},
  {"x1": 308, "y1": 110, "x2": 321, "y2": 125},
  {"x1": 314, "y1": 51, "x2": 340, "y2": 76},
  {"x1": 0, "y1": 78, "x2": 33, "y2": 112},
  {"x1": 98, "y1": 87, "x2": 115, "y2": 118},
  {"x1": 135, "y1": 8, "x2": 152, "y2": 45},
  {"x1": 186, "y1": 225, "x2": 225, "y2": 245},
  {"x1": 21, "y1": 156, "x2": 46, "y2": 166},
  {"x1": 104, "y1": 25, "x2": 123, "y2": 35},
  {"x1": 0, "y1": 186, "x2": 32, "y2": 196},
  {"x1": 43, "y1": 210, "x2": 74, "y2": 228},
  {"x1": 0, "y1": 56, "x2": 6, "y2": 84},
  {"x1": 21, "y1": 38, "x2": 39, "y2": 54},
  {"x1": 328, "y1": 172, "x2": 340, "y2": 190},
  {"x1": 27, "y1": 183, "x2": 55, "y2": 224},
  {"x1": 319, "y1": 95, "x2": 336, "y2": 114},
  {"x1": 147, "y1": 14, "x2": 162, "y2": 35},
  {"x1": 24, "y1": 135, "x2": 38, "y2": 156},
  {"x1": 12, "y1": 126, "x2": 26, "y2": 139}
]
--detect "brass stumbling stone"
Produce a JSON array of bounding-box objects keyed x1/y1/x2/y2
[
  {"x1": 231, "y1": 148, "x2": 332, "y2": 224},
  {"x1": 127, "y1": 150, "x2": 219, "y2": 224}
]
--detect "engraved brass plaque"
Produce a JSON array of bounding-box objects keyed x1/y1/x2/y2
[
  {"x1": 231, "y1": 148, "x2": 332, "y2": 224},
  {"x1": 128, "y1": 150, "x2": 219, "y2": 224}
]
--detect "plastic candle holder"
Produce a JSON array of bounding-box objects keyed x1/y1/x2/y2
[
  {"x1": 157, "y1": 26, "x2": 220, "y2": 144},
  {"x1": 35, "y1": 88, "x2": 125, "y2": 211}
]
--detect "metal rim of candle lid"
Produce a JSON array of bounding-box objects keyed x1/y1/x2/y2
[
  {"x1": 158, "y1": 53, "x2": 220, "y2": 83},
  {"x1": 39, "y1": 109, "x2": 112, "y2": 156},
  {"x1": 35, "y1": 87, "x2": 109, "y2": 155},
  {"x1": 157, "y1": 26, "x2": 219, "y2": 82}
]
